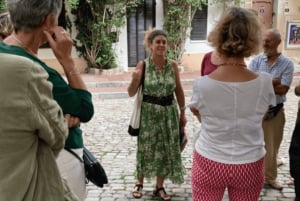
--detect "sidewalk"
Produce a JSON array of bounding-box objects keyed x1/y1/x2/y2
[
  {"x1": 81, "y1": 71, "x2": 198, "y2": 99},
  {"x1": 79, "y1": 64, "x2": 300, "y2": 201},
  {"x1": 81, "y1": 65, "x2": 300, "y2": 99}
]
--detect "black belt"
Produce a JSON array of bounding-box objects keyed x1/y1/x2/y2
[{"x1": 143, "y1": 94, "x2": 174, "y2": 106}]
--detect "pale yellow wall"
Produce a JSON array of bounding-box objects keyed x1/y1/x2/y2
[
  {"x1": 181, "y1": 53, "x2": 205, "y2": 72},
  {"x1": 44, "y1": 58, "x2": 87, "y2": 75},
  {"x1": 243, "y1": 0, "x2": 300, "y2": 64},
  {"x1": 276, "y1": 0, "x2": 300, "y2": 63}
]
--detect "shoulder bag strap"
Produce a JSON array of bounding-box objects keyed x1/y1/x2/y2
[
  {"x1": 65, "y1": 148, "x2": 84, "y2": 163},
  {"x1": 141, "y1": 60, "x2": 146, "y2": 90}
]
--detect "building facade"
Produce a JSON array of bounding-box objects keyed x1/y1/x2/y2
[{"x1": 45, "y1": 0, "x2": 300, "y2": 73}]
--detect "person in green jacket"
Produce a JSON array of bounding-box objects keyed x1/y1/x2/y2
[{"x1": 2, "y1": 0, "x2": 94, "y2": 200}]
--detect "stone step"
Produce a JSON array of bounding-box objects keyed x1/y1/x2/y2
[
  {"x1": 87, "y1": 80, "x2": 194, "y2": 99},
  {"x1": 81, "y1": 66, "x2": 300, "y2": 99}
]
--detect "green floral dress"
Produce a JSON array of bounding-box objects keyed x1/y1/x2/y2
[{"x1": 136, "y1": 57, "x2": 184, "y2": 184}]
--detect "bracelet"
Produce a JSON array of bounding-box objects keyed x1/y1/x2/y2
[
  {"x1": 180, "y1": 106, "x2": 186, "y2": 111},
  {"x1": 67, "y1": 68, "x2": 80, "y2": 76}
]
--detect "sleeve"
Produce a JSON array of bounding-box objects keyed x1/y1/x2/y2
[
  {"x1": 47, "y1": 71, "x2": 94, "y2": 123},
  {"x1": 281, "y1": 60, "x2": 294, "y2": 87},
  {"x1": 248, "y1": 57, "x2": 258, "y2": 72},
  {"x1": 28, "y1": 63, "x2": 68, "y2": 156},
  {"x1": 191, "y1": 78, "x2": 202, "y2": 110},
  {"x1": 264, "y1": 73, "x2": 276, "y2": 106},
  {"x1": 200, "y1": 53, "x2": 209, "y2": 76}
]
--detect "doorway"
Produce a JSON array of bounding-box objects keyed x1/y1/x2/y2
[{"x1": 127, "y1": 0, "x2": 156, "y2": 67}]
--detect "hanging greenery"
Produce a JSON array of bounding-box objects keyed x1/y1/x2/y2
[
  {"x1": 66, "y1": 0, "x2": 241, "y2": 70},
  {"x1": 67, "y1": 0, "x2": 142, "y2": 70},
  {"x1": 163, "y1": 0, "x2": 241, "y2": 63},
  {"x1": 162, "y1": 0, "x2": 207, "y2": 63},
  {"x1": 0, "y1": 0, "x2": 7, "y2": 13}
]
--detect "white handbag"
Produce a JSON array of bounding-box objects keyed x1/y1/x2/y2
[
  {"x1": 128, "y1": 61, "x2": 145, "y2": 136},
  {"x1": 128, "y1": 86, "x2": 143, "y2": 136}
]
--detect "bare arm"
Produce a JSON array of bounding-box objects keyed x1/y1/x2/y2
[
  {"x1": 43, "y1": 26, "x2": 87, "y2": 90},
  {"x1": 295, "y1": 85, "x2": 300, "y2": 96},
  {"x1": 172, "y1": 61, "x2": 187, "y2": 127},
  {"x1": 127, "y1": 60, "x2": 144, "y2": 97}
]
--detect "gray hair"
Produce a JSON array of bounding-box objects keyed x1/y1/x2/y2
[
  {"x1": 268, "y1": 28, "x2": 281, "y2": 41},
  {"x1": 6, "y1": 0, "x2": 62, "y2": 31},
  {"x1": 0, "y1": 12, "x2": 13, "y2": 39}
]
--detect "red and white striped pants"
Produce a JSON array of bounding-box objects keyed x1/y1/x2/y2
[{"x1": 192, "y1": 151, "x2": 264, "y2": 201}]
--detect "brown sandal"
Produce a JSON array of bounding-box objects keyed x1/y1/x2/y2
[
  {"x1": 153, "y1": 186, "x2": 171, "y2": 201},
  {"x1": 132, "y1": 183, "x2": 143, "y2": 198}
]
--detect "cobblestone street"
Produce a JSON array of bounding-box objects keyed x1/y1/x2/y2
[{"x1": 80, "y1": 74, "x2": 300, "y2": 200}]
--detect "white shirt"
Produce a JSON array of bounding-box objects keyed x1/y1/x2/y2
[{"x1": 191, "y1": 73, "x2": 276, "y2": 164}]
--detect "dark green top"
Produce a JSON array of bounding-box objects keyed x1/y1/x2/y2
[{"x1": 0, "y1": 42, "x2": 94, "y2": 148}]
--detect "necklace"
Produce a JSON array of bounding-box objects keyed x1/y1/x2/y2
[
  {"x1": 11, "y1": 33, "x2": 37, "y2": 56},
  {"x1": 217, "y1": 63, "x2": 247, "y2": 67}
]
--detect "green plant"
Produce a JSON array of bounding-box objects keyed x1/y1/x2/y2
[
  {"x1": 162, "y1": 0, "x2": 207, "y2": 62},
  {"x1": 0, "y1": 0, "x2": 7, "y2": 13},
  {"x1": 163, "y1": 0, "x2": 242, "y2": 63},
  {"x1": 67, "y1": 0, "x2": 142, "y2": 70}
]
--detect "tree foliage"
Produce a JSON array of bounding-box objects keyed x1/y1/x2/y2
[
  {"x1": 163, "y1": 0, "x2": 207, "y2": 62},
  {"x1": 67, "y1": 0, "x2": 142, "y2": 70},
  {"x1": 0, "y1": 0, "x2": 6, "y2": 13},
  {"x1": 67, "y1": 0, "x2": 241, "y2": 69}
]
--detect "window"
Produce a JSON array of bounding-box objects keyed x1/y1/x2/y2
[{"x1": 190, "y1": 5, "x2": 208, "y2": 40}]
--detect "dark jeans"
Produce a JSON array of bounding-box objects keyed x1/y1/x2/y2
[{"x1": 290, "y1": 108, "x2": 300, "y2": 200}]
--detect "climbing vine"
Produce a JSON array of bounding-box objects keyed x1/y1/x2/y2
[{"x1": 67, "y1": 0, "x2": 142, "y2": 70}]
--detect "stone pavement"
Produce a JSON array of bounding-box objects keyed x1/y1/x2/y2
[{"x1": 79, "y1": 68, "x2": 300, "y2": 201}]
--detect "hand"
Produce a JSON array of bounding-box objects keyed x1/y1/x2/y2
[
  {"x1": 272, "y1": 77, "x2": 281, "y2": 86},
  {"x1": 43, "y1": 26, "x2": 74, "y2": 69},
  {"x1": 64, "y1": 114, "x2": 80, "y2": 128},
  {"x1": 190, "y1": 107, "x2": 201, "y2": 122},
  {"x1": 190, "y1": 107, "x2": 199, "y2": 116}
]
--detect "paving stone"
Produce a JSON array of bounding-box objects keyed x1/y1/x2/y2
[{"x1": 81, "y1": 73, "x2": 300, "y2": 200}]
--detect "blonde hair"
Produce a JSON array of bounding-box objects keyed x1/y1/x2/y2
[
  {"x1": 208, "y1": 7, "x2": 262, "y2": 57},
  {"x1": 143, "y1": 28, "x2": 167, "y2": 52},
  {"x1": 0, "y1": 12, "x2": 13, "y2": 40}
]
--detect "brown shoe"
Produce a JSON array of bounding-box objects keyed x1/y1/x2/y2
[
  {"x1": 132, "y1": 183, "x2": 143, "y2": 198},
  {"x1": 265, "y1": 180, "x2": 283, "y2": 190},
  {"x1": 153, "y1": 186, "x2": 171, "y2": 201}
]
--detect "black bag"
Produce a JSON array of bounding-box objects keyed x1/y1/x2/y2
[
  {"x1": 65, "y1": 147, "x2": 108, "y2": 188},
  {"x1": 83, "y1": 147, "x2": 108, "y2": 187},
  {"x1": 265, "y1": 103, "x2": 283, "y2": 120}
]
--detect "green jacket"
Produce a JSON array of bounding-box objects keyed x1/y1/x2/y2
[{"x1": 0, "y1": 42, "x2": 94, "y2": 148}]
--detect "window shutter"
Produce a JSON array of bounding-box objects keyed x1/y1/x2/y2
[{"x1": 190, "y1": 5, "x2": 208, "y2": 40}]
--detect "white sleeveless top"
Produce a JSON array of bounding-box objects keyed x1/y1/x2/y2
[{"x1": 191, "y1": 72, "x2": 276, "y2": 164}]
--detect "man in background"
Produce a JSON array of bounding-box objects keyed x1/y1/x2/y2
[{"x1": 249, "y1": 28, "x2": 294, "y2": 190}]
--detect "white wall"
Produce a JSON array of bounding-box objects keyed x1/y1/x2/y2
[
  {"x1": 183, "y1": 0, "x2": 225, "y2": 54},
  {"x1": 114, "y1": 23, "x2": 128, "y2": 72},
  {"x1": 110, "y1": 0, "x2": 227, "y2": 71},
  {"x1": 156, "y1": 0, "x2": 164, "y2": 29}
]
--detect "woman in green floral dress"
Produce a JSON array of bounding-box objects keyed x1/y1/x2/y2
[{"x1": 128, "y1": 28, "x2": 187, "y2": 201}]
